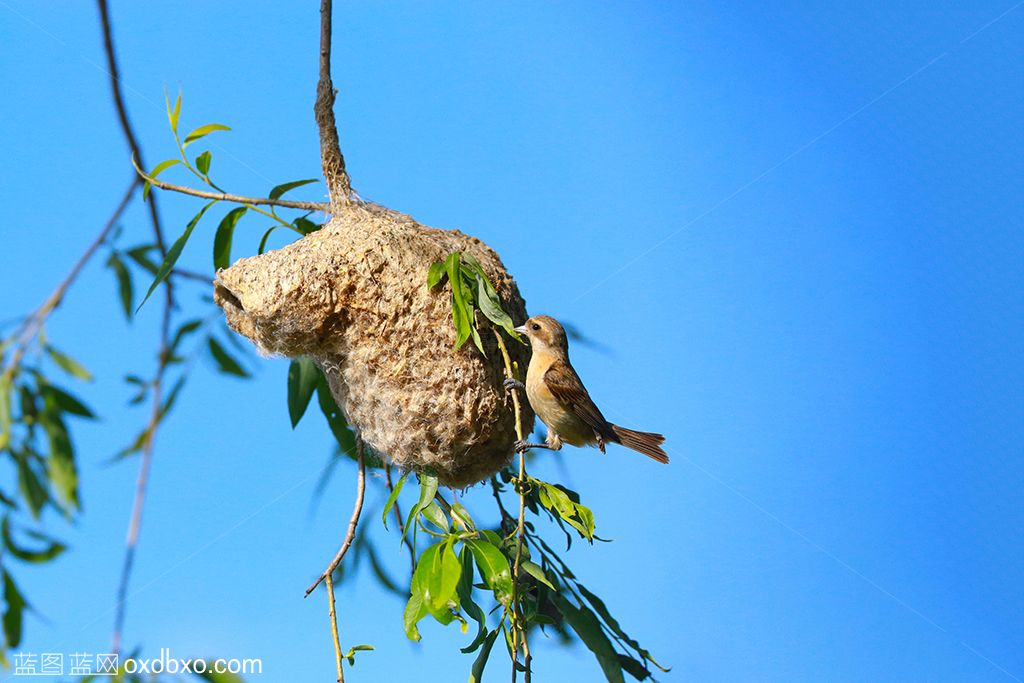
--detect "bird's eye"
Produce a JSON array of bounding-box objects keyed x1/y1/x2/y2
[{"x1": 531, "y1": 323, "x2": 541, "y2": 331}]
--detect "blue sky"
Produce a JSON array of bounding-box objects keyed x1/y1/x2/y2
[{"x1": 1, "y1": 1, "x2": 1022, "y2": 681}]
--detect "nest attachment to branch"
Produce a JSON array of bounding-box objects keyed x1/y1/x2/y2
[{"x1": 214, "y1": 203, "x2": 534, "y2": 487}]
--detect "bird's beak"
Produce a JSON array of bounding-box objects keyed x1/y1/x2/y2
[{"x1": 513, "y1": 325, "x2": 528, "y2": 334}]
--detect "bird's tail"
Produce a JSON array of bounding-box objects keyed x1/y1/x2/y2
[{"x1": 611, "y1": 425, "x2": 669, "y2": 464}]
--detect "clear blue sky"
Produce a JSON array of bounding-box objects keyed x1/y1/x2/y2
[{"x1": 2, "y1": 1, "x2": 1022, "y2": 681}]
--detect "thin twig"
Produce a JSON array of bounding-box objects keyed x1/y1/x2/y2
[
  {"x1": 315, "y1": 0, "x2": 353, "y2": 206},
  {"x1": 494, "y1": 329, "x2": 532, "y2": 682},
  {"x1": 325, "y1": 573, "x2": 345, "y2": 683},
  {"x1": 385, "y1": 464, "x2": 416, "y2": 573},
  {"x1": 98, "y1": 0, "x2": 175, "y2": 655},
  {"x1": 131, "y1": 156, "x2": 331, "y2": 212},
  {"x1": 306, "y1": 440, "x2": 367, "y2": 597},
  {"x1": 2, "y1": 179, "x2": 137, "y2": 383}
]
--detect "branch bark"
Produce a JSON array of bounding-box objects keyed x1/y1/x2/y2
[
  {"x1": 306, "y1": 439, "x2": 367, "y2": 597},
  {"x1": 132, "y1": 156, "x2": 331, "y2": 213},
  {"x1": 315, "y1": 0, "x2": 353, "y2": 207}
]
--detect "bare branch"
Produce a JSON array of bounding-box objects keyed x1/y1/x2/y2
[
  {"x1": 325, "y1": 573, "x2": 345, "y2": 683},
  {"x1": 316, "y1": 0, "x2": 353, "y2": 206},
  {"x1": 132, "y1": 156, "x2": 331, "y2": 213},
  {"x1": 2, "y1": 179, "x2": 137, "y2": 383},
  {"x1": 306, "y1": 440, "x2": 367, "y2": 597}
]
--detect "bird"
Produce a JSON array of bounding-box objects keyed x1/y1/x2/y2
[{"x1": 507, "y1": 315, "x2": 668, "y2": 464}]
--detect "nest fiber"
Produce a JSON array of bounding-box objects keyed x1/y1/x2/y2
[{"x1": 214, "y1": 203, "x2": 534, "y2": 487}]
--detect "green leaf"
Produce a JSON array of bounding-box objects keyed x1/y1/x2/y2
[
  {"x1": 258, "y1": 225, "x2": 287, "y2": 255},
  {"x1": 451, "y1": 500, "x2": 476, "y2": 531},
  {"x1": 381, "y1": 471, "x2": 408, "y2": 529},
  {"x1": 403, "y1": 561, "x2": 429, "y2": 641},
  {"x1": 213, "y1": 207, "x2": 247, "y2": 271},
  {"x1": 45, "y1": 346, "x2": 93, "y2": 381},
  {"x1": 468, "y1": 628, "x2": 500, "y2": 683},
  {"x1": 417, "y1": 540, "x2": 461, "y2": 613},
  {"x1": 401, "y1": 473, "x2": 439, "y2": 545},
  {"x1": 138, "y1": 200, "x2": 217, "y2": 311},
  {"x1": 421, "y1": 501, "x2": 450, "y2": 532},
  {"x1": 475, "y1": 274, "x2": 515, "y2": 334},
  {"x1": 537, "y1": 480, "x2": 595, "y2": 542},
  {"x1": 294, "y1": 216, "x2": 321, "y2": 235},
  {"x1": 41, "y1": 409, "x2": 78, "y2": 511},
  {"x1": 287, "y1": 357, "x2": 319, "y2": 427},
  {"x1": 521, "y1": 560, "x2": 555, "y2": 590},
  {"x1": 183, "y1": 123, "x2": 231, "y2": 146},
  {"x1": 0, "y1": 374, "x2": 11, "y2": 452},
  {"x1": 167, "y1": 318, "x2": 203, "y2": 360},
  {"x1": 166, "y1": 90, "x2": 182, "y2": 134},
  {"x1": 125, "y1": 245, "x2": 161, "y2": 276},
  {"x1": 149, "y1": 158, "x2": 181, "y2": 179},
  {"x1": 577, "y1": 583, "x2": 669, "y2": 672},
  {"x1": 445, "y1": 253, "x2": 472, "y2": 349},
  {"x1": 427, "y1": 261, "x2": 446, "y2": 289},
  {"x1": 106, "y1": 252, "x2": 134, "y2": 320},
  {"x1": 466, "y1": 538, "x2": 513, "y2": 605},
  {"x1": 342, "y1": 644, "x2": 374, "y2": 666},
  {"x1": 2, "y1": 517, "x2": 65, "y2": 563},
  {"x1": 15, "y1": 453, "x2": 47, "y2": 518},
  {"x1": 2, "y1": 570, "x2": 27, "y2": 649},
  {"x1": 457, "y1": 547, "x2": 488, "y2": 654},
  {"x1": 316, "y1": 376, "x2": 357, "y2": 454},
  {"x1": 41, "y1": 386, "x2": 95, "y2": 419},
  {"x1": 195, "y1": 150, "x2": 212, "y2": 176},
  {"x1": 208, "y1": 337, "x2": 250, "y2": 377},
  {"x1": 551, "y1": 593, "x2": 625, "y2": 683},
  {"x1": 269, "y1": 178, "x2": 318, "y2": 200}
]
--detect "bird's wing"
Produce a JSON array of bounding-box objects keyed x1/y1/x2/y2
[{"x1": 543, "y1": 361, "x2": 614, "y2": 436}]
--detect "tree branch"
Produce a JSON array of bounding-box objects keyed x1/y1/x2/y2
[
  {"x1": 315, "y1": 0, "x2": 353, "y2": 206},
  {"x1": 98, "y1": 0, "x2": 175, "y2": 656},
  {"x1": 2, "y1": 180, "x2": 137, "y2": 383},
  {"x1": 132, "y1": 156, "x2": 331, "y2": 213},
  {"x1": 306, "y1": 439, "x2": 367, "y2": 597},
  {"x1": 494, "y1": 328, "x2": 532, "y2": 682}
]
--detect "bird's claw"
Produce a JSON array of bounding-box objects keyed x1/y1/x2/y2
[
  {"x1": 503, "y1": 378, "x2": 525, "y2": 391},
  {"x1": 514, "y1": 439, "x2": 531, "y2": 452}
]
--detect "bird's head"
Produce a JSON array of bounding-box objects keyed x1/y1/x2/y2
[{"x1": 514, "y1": 315, "x2": 569, "y2": 353}]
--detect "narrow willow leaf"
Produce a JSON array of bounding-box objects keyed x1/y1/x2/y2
[
  {"x1": 195, "y1": 150, "x2": 212, "y2": 176},
  {"x1": 41, "y1": 410, "x2": 78, "y2": 511},
  {"x1": 551, "y1": 593, "x2": 625, "y2": 683},
  {"x1": 166, "y1": 90, "x2": 182, "y2": 134},
  {"x1": 45, "y1": 346, "x2": 93, "y2": 381},
  {"x1": 125, "y1": 245, "x2": 160, "y2": 275},
  {"x1": 207, "y1": 337, "x2": 249, "y2": 377},
  {"x1": 475, "y1": 273, "x2": 515, "y2": 333},
  {"x1": 287, "y1": 357, "x2": 319, "y2": 427},
  {"x1": 451, "y1": 500, "x2": 475, "y2": 531},
  {"x1": 578, "y1": 583, "x2": 669, "y2": 672},
  {"x1": 257, "y1": 225, "x2": 288, "y2": 255},
  {"x1": 618, "y1": 654, "x2": 653, "y2": 681},
  {"x1": 381, "y1": 471, "x2": 409, "y2": 529},
  {"x1": 520, "y1": 560, "x2": 555, "y2": 590},
  {"x1": 139, "y1": 200, "x2": 217, "y2": 311},
  {"x1": 106, "y1": 252, "x2": 134, "y2": 320},
  {"x1": 421, "y1": 501, "x2": 450, "y2": 532},
  {"x1": 183, "y1": 123, "x2": 231, "y2": 146},
  {"x1": 419, "y1": 540, "x2": 461, "y2": 613},
  {"x1": 168, "y1": 319, "x2": 203, "y2": 359},
  {"x1": 404, "y1": 553, "x2": 430, "y2": 641},
  {"x1": 15, "y1": 454, "x2": 47, "y2": 519},
  {"x1": 537, "y1": 480, "x2": 595, "y2": 541},
  {"x1": 2, "y1": 570, "x2": 26, "y2": 648},
  {"x1": 400, "y1": 472, "x2": 439, "y2": 545},
  {"x1": 149, "y1": 158, "x2": 181, "y2": 179},
  {"x1": 315, "y1": 376, "x2": 357, "y2": 454},
  {"x1": 42, "y1": 386, "x2": 95, "y2": 419},
  {"x1": 213, "y1": 207, "x2": 247, "y2": 271},
  {"x1": 0, "y1": 374, "x2": 11, "y2": 451},
  {"x1": 293, "y1": 216, "x2": 321, "y2": 235},
  {"x1": 1, "y1": 517, "x2": 65, "y2": 563},
  {"x1": 468, "y1": 628, "x2": 500, "y2": 683},
  {"x1": 457, "y1": 547, "x2": 488, "y2": 654},
  {"x1": 445, "y1": 253, "x2": 472, "y2": 349},
  {"x1": 427, "y1": 261, "x2": 446, "y2": 289},
  {"x1": 269, "y1": 178, "x2": 318, "y2": 200},
  {"x1": 465, "y1": 538, "x2": 513, "y2": 605}
]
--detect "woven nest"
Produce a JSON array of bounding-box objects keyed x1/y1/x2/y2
[{"x1": 213, "y1": 203, "x2": 534, "y2": 488}]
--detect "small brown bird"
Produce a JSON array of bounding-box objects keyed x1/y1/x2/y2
[{"x1": 508, "y1": 315, "x2": 668, "y2": 464}]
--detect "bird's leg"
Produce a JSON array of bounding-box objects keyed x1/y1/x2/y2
[
  {"x1": 594, "y1": 431, "x2": 607, "y2": 454},
  {"x1": 514, "y1": 440, "x2": 554, "y2": 452},
  {"x1": 503, "y1": 378, "x2": 525, "y2": 391}
]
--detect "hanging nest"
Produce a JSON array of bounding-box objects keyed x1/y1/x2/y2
[{"x1": 213, "y1": 202, "x2": 534, "y2": 488}]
